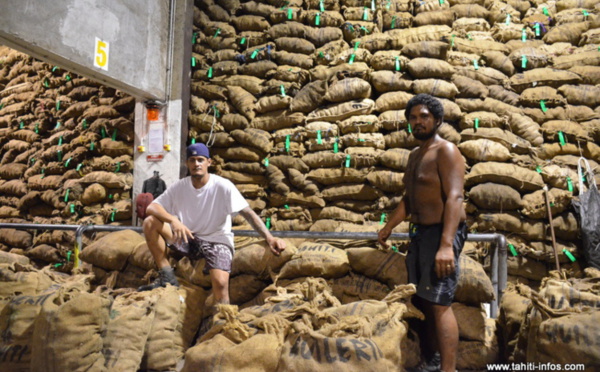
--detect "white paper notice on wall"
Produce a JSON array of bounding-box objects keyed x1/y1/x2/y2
[
  {"x1": 94, "y1": 37, "x2": 109, "y2": 71},
  {"x1": 148, "y1": 122, "x2": 164, "y2": 154}
]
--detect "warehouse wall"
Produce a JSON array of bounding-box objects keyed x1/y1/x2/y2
[{"x1": 0, "y1": 0, "x2": 172, "y2": 101}]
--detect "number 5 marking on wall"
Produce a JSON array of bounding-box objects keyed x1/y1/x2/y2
[{"x1": 94, "y1": 37, "x2": 109, "y2": 71}]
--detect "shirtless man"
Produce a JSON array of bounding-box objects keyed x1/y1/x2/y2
[
  {"x1": 138, "y1": 143, "x2": 286, "y2": 305},
  {"x1": 378, "y1": 94, "x2": 467, "y2": 372}
]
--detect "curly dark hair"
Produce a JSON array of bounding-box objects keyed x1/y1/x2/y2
[{"x1": 404, "y1": 94, "x2": 444, "y2": 122}]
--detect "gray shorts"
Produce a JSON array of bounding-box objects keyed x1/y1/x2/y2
[
  {"x1": 406, "y1": 222, "x2": 467, "y2": 306},
  {"x1": 168, "y1": 234, "x2": 232, "y2": 274}
]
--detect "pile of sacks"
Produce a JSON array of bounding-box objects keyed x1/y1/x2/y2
[
  {"x1": 498, "y1": 268, "x2": 600, "y2": 368},
  {"x1": 0, "y1": 46, "x2": 136, "y2": 269},
  {"x1": 189, "y1": 0, "x2": 600, "y2": 284},
  {"x1": 0, "y1": 228, "x2": 500, "y2": 370}
]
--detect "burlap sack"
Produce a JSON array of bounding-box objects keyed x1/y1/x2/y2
[
  {"x1": 453, "y1": 37, "x2": 510, "y2": 55},
  {"x1": 370, "y1": 50, "x2": 409, "y2": 71},
  {"x1": 255, "y1": 95, "x2": 292, "y2": 114},
  {"x1": 507, "y1": 255, "x2": 548, "y2": 282},
  {"x1": 455, "y1": 254, "x2": 495, "y2": 304},
  {"x1": 452, "y1": 302, "x2": 487, "y2": 341},
  {"x1": 277, "y1": 323, "x2": 396, "y2": 371},
  {"x1": 338, "y1": 115, "x2": 379, "y2": 134},
  {"x1": 278, "y1": 242, "x2": 350, "y2": 279},
  {"x1": 317, "y1": 206, "x2": 364, "y2": 223},
  {"x1": 231, "y1": 240, "x2": 297, "y2": 279},
  {"x1": 323, "y1": 78, "x2": 371, "y2": 103},
  {"x1": 497, "y1": 283, "x2": 532, "y2": 361},
  {"x1": 476, "y1": 212, "x2": 546, "y2": 241},
  {"x1": 330, "y1": 272, "x2": 391, "y2": 303},
  {"x1": 0, "y1": 250, "x2": 30, "y2": 265},
  {"x1": 407, "y1": 57, "x2": 456, "y2": 79},
  {"x1": 0, "y1": 180, "x2": 29, "y2": 198},
  {"x1": 541, "y1": 120, "x2": 590, "y2": 142},
  {"x1": 412, "y1": 78, "x2": 459, "y2": 99},
  {"x1": 524, "y1": 278, "x2": 600, "y2": 365},
  {"x1": 182, "y1": 333, "x2": 283, "y2": 372},
  {"x1": 303, "y1": 10, "x2": 344, "y2": 27},
  {"x1": 455, "y1": 66, "x2": 509, "y2": 87},
  {"x1": 366, "y1": 169, "x2": 405, "y2": 193},
  {"x1": 468, "y1": 182, "x2": 522, "y2": 210},
  {"x1": 173, "y1": 256, "x2": 212, "y2": 288},
  {"x1": 322, "y1": 183, "x2": 383, "y2": 201},
  {"x1": 27, "y1": 175, "x2": 64, "y2": 192},
  {"x1": 388, "y1": 25, "x2": 451, "y2": 49},
  {"x1": 270, "y1": 191, "x2": 326, "y2": 208},
  {"x1": 311, "y1": 61, "x2": 371, "y2": 81},
  {"x1": 306, "y1": 99, "x2": 375, "y2": 123},
  {"x1": 0, "y1": 163, "x2": 27, "y2": 180},
  {"x1": 228, "y1": 86, "x2": 256, "y2": 121},
  {"x1": 211, "y1": 75, "x2": 264, "y2": 96},
  {"x1": 520, "y1": 87, "x2": 566, "y2": 110},
  {"x1": 0, "y1": 228, "x2": 32, "y2": 249},
  {"x1": 510, "y1": 238, "x2": 579, "y2": 264},
  {"x1": 102, "y1": 291, "x2": 158, "y2": 372},
  {"x1": 375, "y1": 91, "x2": 414, "y2": 112},
  {"x1": 460, "y1": 127, "x2": 532, "y2": 154},
  {"x1": 521, "y1": 188, "x2": 571, "y2": 219},
  {"x1": 452, "y1": 75, "x2": 489, "y2": 99},
  {"x1": 509, "y1": 68, "x2": 582, "y2": 94},
  {"x1": 459, "y1": 111, "x2": 505, "y2": 131},
  {"x1": 80, "y1": 171, "x2": 132, "y2": 189},
  {"x1": 140, "y1": 285, "x2": 184, "y2": 371},
  {"x1": 543, "y1": 21, "x2": 589, "y2": 45},
  {"x1": 382, "y1": 11, "x2": 413, "y2": 30},
  {"x1": 79, "y1": 183, "x2": 106, "y2": 205},
  {"x1": 307, "y1": 168, "x2": 367, "y2": 185},
  {"x1": 551, "y1": 212, "x2": 579, "y2": 241},
  {"x1": 80, "y1": 229, "x2": 144, "y2": 271},
  {"x1": 558, "y1": 84, "x2": 600, "y2": 107},
  {"x1": 212, "y1": 146, "x2": 264, "y2": 162},
  {"x1": 251, "y1": 110, "x2": 305, "y2": 132},
  {"x1": 509, "y1": 113, "x2": 544, "y2": 146},
  {"x1": 457, "y1": 318, "x2": 499, "y2": 369},
  {"x1": 0, "y1": 278, "x2": 90, "y2": 371},
  {"x1": 354, "y1": 33, "x2": 391, "y2": 52},
  {"x1": 231, "y1": 15, "x2": 270, "y2": 31},
  {"x1": 380, "y1": 148, "x2": 410, "y2": 171},
  {"x1": 458, "y1": 139, "x2": 512, "y2": 162},
  {"x1": 465, "y1": 161, "x2": 544, "y2": 192},
  {"x1": 347, "y1": 248, "x2": 408, "y2": 287},
  {"x1": 30, "y1": 292, "x2": 111, "y2": 372},
  {"x1": 370, "y1": 71, "x2": 413, "y2": 94}
]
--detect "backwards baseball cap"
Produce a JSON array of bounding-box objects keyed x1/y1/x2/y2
[{"x1": 186, "y1": 143, "x2": 210, "y2": 159}]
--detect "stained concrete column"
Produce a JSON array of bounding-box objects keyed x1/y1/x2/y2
[{"x1": 132, "y1": 0, "x2": 193, "y2": 223}]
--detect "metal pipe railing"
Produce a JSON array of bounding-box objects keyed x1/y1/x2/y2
[{"x1": 0, "y1": 223, "x2": 506, "y2": 317}]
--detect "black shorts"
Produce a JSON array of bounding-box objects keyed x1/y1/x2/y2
[
  {"x1": 168, "y1": 234, "x2": 233, "y2": 274},
  {"x1": 406, "y1": 222, "x2": 467, "y2": 306}
]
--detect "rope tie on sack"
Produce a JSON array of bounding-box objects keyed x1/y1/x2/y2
[
  {"x1": 431, "y1": 79, "x2": 440, "y2": 96},
  {"x1": 479, "y1": 139, "x2": 490, "y2": 160},
  {"x1": 202, "y1": 106, "x2": 218, "y2": 147}
]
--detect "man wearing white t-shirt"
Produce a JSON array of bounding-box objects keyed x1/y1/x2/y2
[{"x1": 138, "y1": 143, "x2": 286, "y2": 305}]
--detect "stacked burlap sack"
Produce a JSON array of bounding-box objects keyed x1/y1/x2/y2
[
  {"x1": 0, "y1": 228, "x2": 495, "y2": 371},
  {"x1": 0, "y1": 46, "x2": 136, "y2": 268},
  {"x1": 498, "y1": 268, "x2": 600, "y2": 367},
  {"x1": 0, "y1": 256, "x2": 208, "y2": 372},
  {"x1": 190, "y1": 0, "x2": 600, "y2": 286}
]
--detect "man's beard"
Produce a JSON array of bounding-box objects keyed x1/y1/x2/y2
[{"x1": 412, "y1": 125, "x2": 438, "y2": 140}]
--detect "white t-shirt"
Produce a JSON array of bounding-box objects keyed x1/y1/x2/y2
[{"x1": 153, "y1": 174, "x2": 248, "y2": 249}]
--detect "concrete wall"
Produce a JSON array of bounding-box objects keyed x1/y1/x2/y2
[{"x1": 0, "y1": 0, "x2": 170, "y2": 101}]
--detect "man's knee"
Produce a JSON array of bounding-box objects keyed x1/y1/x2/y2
[
  {"x1": 210, "y1": 270, "x2": 229, "y2": 292},
  {"x1": 143, "y1": 215, "x2": 164, "y2": 234}
]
